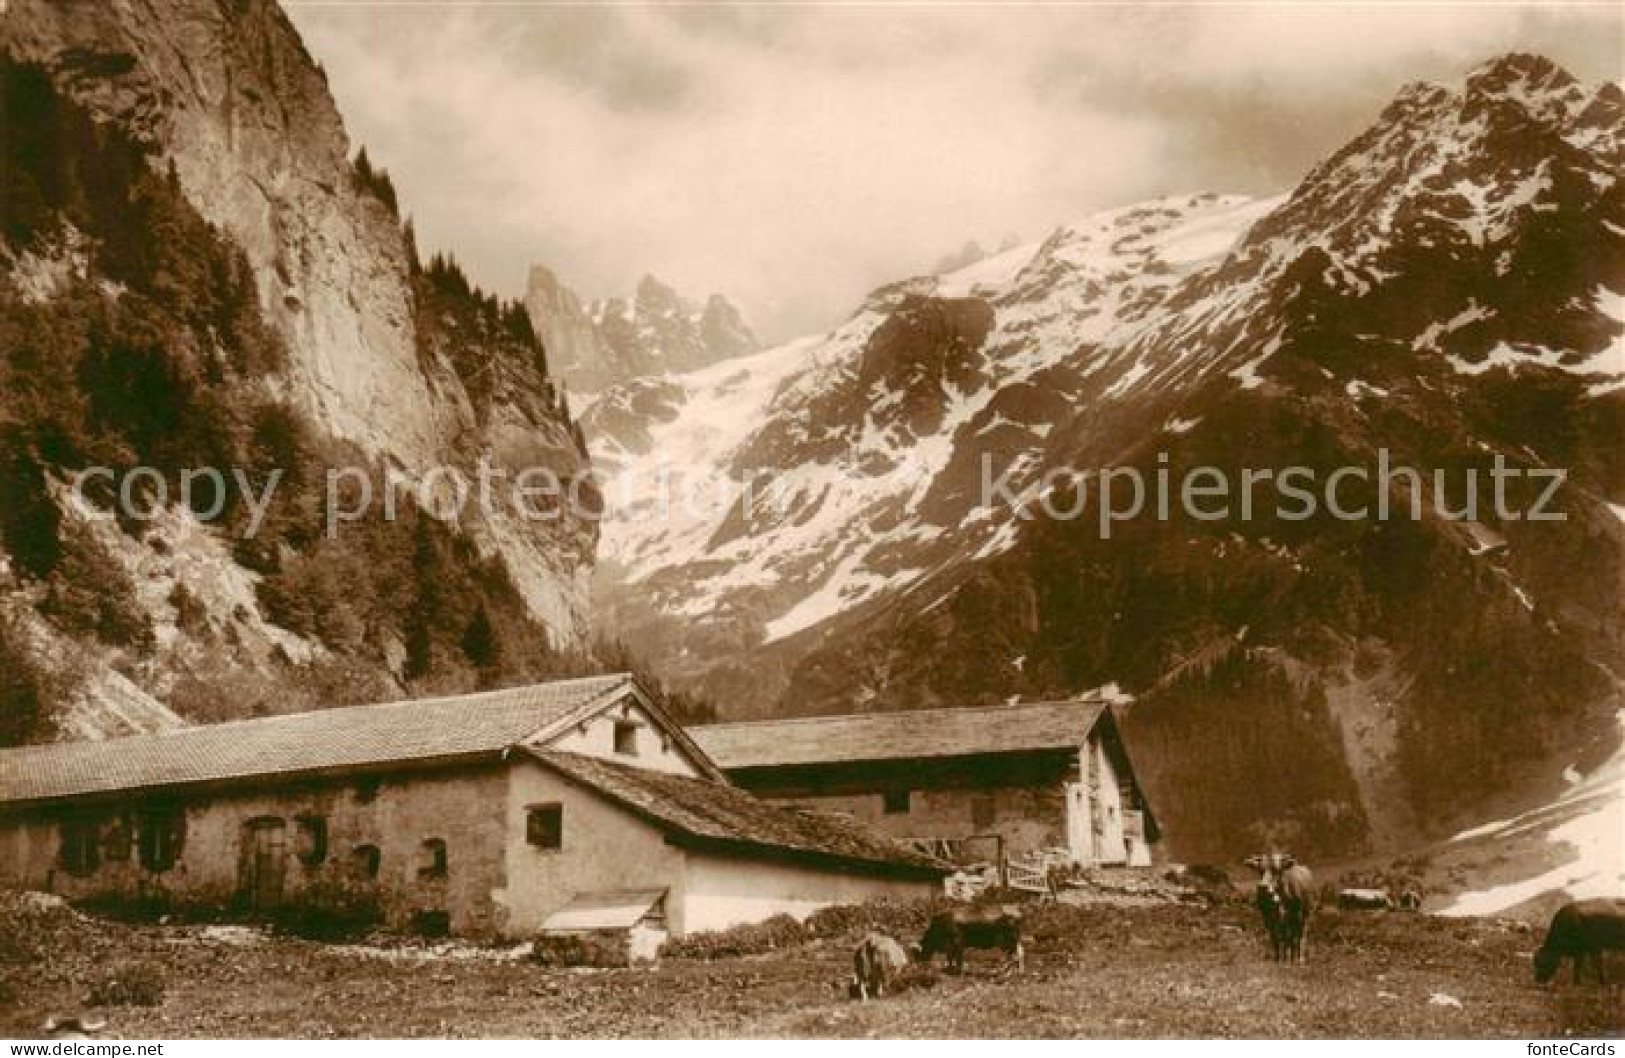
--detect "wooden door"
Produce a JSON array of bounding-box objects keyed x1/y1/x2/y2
[{"x1": 241, "y1": 818, "x2": 287, "y2": 909}]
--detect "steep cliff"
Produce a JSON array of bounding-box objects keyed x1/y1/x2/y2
[{"x1": 0, "y1": 0, "x2": 600, "y2": 738}]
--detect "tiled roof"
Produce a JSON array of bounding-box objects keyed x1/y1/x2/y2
[
  {"x1": 527, "y1": 749, "x2": 948, "y2": 877},
  {"x1": 0, "y1": 674, "x2": 637, "y2": 806},
  {"x1": 691, "y1": 698, "x2": 1111, "y2": 770}
]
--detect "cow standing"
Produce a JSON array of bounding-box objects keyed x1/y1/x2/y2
[
  {"x1": 916, "y1": 908, "x2": 1024, "y2": 975},
  {"x1": 1533, "y1": 899, "x2": 1625, "y2": 986},
  {"x1": 851, "y1": 932, "x2": 910, "y2": 1000},
  {"x1": 1248, "y1": 853, "x2": 1315, "y2": 964}
]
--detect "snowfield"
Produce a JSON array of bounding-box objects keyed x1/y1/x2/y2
[
  {"x1": 588, "y1": 193, "x2": 1278, "y2": 640},
  {"x1": 1440, "y1": 710, "x2": 1625, "y2": 917}
]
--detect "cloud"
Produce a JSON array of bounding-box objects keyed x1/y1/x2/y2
[{"x1": 287, "y1": 3, "x2": 1623, "y2": 343}]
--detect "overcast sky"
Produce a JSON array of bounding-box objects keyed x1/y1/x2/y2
[{"x1": 287, "y1": 2, "x2": 1622, "y2": 342}]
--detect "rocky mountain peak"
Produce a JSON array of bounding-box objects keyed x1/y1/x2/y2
[
  {"x1": 526, "y1": 265, "x2": 760, "y2": 392},
  {"x1": 634, "y1": 273, "x2": 684, "y2": 312},
  {"x1": 1464, "y1": 52, "x2": 1582, "y2": 108},
  {"x1": 699, "y1": 294, "x2": 758, "y2": 362},
  {"x1": 526, "y1": 263, "x2": 568, "y2": 297}
]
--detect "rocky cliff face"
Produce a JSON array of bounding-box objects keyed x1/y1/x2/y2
[
  {"x1": 0, "y1": 0, "x2": 598, "y2": 738},
  {"x1": 1, "y1": 0, "x2": 441, "y2": 465},
  {"x1": 524, "y1": 264, "x2": 611, "y2": 398},
  {"x1": 587, "y1": 55, "x2": 1625, "y2": 863},
  {"x1": 526, "y1": 267, "x2": 759, "y2": 393}
]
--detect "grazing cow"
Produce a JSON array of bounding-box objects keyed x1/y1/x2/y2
[
  {"x1": 916, "y1": 907, "x2": 1024, "y2": 975},
  {"x1": 851, "y1": 931, "x2": 910, "y2": 1000},
  {"x1": 42, "y1": 1017, "x2": 105, "y2": 1040},
  {"x1": 1248, "y1": 853, "x2": 1316, "y2": 964},
  {"x1": 1533, "y1": 899, "x2": 1625, "y2": 986}
]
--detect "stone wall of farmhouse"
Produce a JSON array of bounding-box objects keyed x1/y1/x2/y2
[
  {"x1": 727, "y1": 752, "x2": 1078, "y2": 864},
  {"x1": 501, "y1": 760, "x2": 689, "y2": 935},
  {"x1": 767, "y1": 784, "x2": 1069, "y2": 863},
  {"x1": 0, "y1": 763, "x2": 511, "y2": 937},
  {"x1": 499, "y1": 760, "x2": 934, "y2": 937}
]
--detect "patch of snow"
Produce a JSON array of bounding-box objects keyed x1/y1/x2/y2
[
  {"x1": 1165, "y1": 416, "x2": 1201, "y2": 434},
  {"x1": 1448, "y1": 332, "x2": 1624, "y2": 381},
  {"x1": 1230, "y1": 336, "x2": 1283, "y2": 390},
  {"x1": 1154, "y1": 195, "x2": 1285, "y2": 266},
  {"x1": 1450, "y1": 817, "x2": 1513, "y2": 843},
  {"x1": 935, "y1": 240, "x2": 1038, "y2": 297},
  {"x1": 972, "y1": 518, "x2": 1022, "y2": 561},
  {"x1": 1413, "y1": 302, "x2": 1490, "y2": 352},
  {"x1": 1440, "y1": 720, "x2": 1625, "y2": 917},
  {"x1": 1103, "y1": 357, "x2": 1153, "y2": 399}
]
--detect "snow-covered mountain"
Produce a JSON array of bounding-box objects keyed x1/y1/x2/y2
[
  {"x1": 588, "y1": 192, "x2": 1285, "y2": 642},
  {"x1": 587, "y1": 54, "x2": 1625, "y2": 863},
  {"x1": 526, "y1": 268, "x2": 759, "y2": 394}
]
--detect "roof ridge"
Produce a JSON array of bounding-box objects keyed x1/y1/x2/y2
[
  {"x1": 695, "y1": 695, "x2": 1108, "y2": 732},
  {"x1": 0, "y1": 672, "x2": 637, "y2": 759}
]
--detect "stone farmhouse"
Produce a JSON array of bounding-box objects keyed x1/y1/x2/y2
[
  {"x1": 0, "y1": 674, "x2": 945, "y2": 942},
  {"x1": 692, "y1": 697, "x2": 1159, "y2": 871}
]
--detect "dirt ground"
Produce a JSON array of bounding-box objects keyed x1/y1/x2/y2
[{"x1": 2, "y1": 892, "x2": 1619, "y2": 1039}]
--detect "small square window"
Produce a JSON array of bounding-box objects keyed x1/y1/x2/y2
[
  {"x1": 351, "y1": 844, "x2": 382, "y2": 880},
  {"x1": 613, "y1": 721, "x2": 639, "y2": 756},
  {"x1": 972, "y1": 795, "x2": 996, "y2": 830},
  {"x1": 882, "y1": 789, "x2": 910, "y2": 815},
  {"x1": 418, "y1": 838, "x2": 447, "y2": 879},
  {"x1": 527, "y1": 803, "x2": 563, "y2": 849}
]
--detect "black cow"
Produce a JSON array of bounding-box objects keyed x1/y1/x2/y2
[
  {"x1": 1248, "y1": 853, "x2": 1315, "y2": 963},
  {"x1": 1533, "y1": 899, "x2": 1625, "y2": 986},
  {"x1": 916, "y1": 908, "x2": 1024, "y2": 974}
]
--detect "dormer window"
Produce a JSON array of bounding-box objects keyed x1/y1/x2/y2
[{"x1": 613, "y1": 720, "x2": 638, "y2": 756}]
